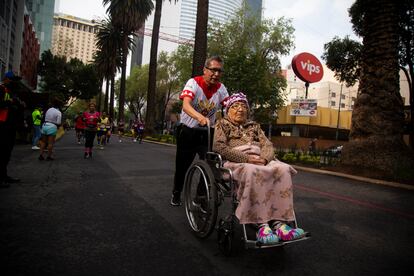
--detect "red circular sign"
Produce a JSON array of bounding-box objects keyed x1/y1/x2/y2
[{"x1": 291, "y1": 52, "x2": 324, "y2": 83}]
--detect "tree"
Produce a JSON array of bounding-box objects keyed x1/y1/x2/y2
[
  {"x1": 126, "y1": 65, "x2": 149, "y2": 121},
  {"x1": 95, "y1": 17, "x2": 122, "y2": 115},
  {"x1": 323, "y1": 0, "x2": 414, "y2": 149},
  {"x1": 38, "y1": 50, "x2": 100, "y2": 111},
  {"x1": 156, "y1": 49, "x2": 192, "y2": 132},
  {"x1": 146, "y1": 0, "x2": 179, "y2": 134},
  {"x1": 103, "y1": 0, "x2": 154, "y2": 123},
  {"x1": 208, "y1": 8, "x2": 294, "y2": 123},
  {"x1": 192, "y1": 0, "x2": 209, "y2": 77},
  {"x1": 341, "y1": 0, "x2": 414, "y2": 177},
  {"x1": 125, "y1": 47, "x2": 192, "y2": 130},
  {"x1": 322, "y1": 36, "x2": 362, "y2": 87}
]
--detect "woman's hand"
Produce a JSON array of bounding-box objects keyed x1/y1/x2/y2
[{"x1": 247, "y1": 155, "x2": 267, "y2": 166}]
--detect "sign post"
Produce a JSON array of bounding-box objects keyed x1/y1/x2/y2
[{"x1": 291, "y1": 52, "x2": 324, "y2": 99}]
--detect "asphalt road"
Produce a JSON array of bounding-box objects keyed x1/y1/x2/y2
[{"x1": 1, "y1": 131, "x2": 413, "y2": 276}]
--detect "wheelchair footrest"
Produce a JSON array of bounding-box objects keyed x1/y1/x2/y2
[{"x1": 244, "y1": 232, "x2": 311, "y2": 249}]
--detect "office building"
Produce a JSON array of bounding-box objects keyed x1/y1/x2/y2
[
  {"x1": 0, "y1": 0, "x2": 25, "y2": 76},
  {"x1": 133, "y1": 0, "x2": 263, "y2": 68},
  {"x1": 0, "y1": 0, "x2": 39, "y2": 88},
  {"x1": 51, "y1": 13, "x2": 100, "y2": 64},
  {"x1": 25, "y1": 0, "x2": 55, "y2": 57}
]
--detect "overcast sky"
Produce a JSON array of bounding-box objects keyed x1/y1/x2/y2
[{"x1": 56, "y1": 0, "x2": 359, "y2": 68}]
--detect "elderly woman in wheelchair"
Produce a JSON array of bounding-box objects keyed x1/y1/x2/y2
[{"x1": 212, "y1": 92, "x2": 306, "y2": 245}]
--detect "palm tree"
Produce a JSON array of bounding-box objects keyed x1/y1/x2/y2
[
  {"x1": 192, "y1": 0, "x2": 209, "y2": 77},
  {"x1": 342, "y1": 0, "x2": 414, "y2": 175},
  {"x1": 95, "y1": 17, "x2": 122, "y2": 115},
  {"x1": 103, "y1": 0, "x2": 154, "y2": 123},
  {"x1": 146, "y1": 0, "x2": 178, "y2": 134}
]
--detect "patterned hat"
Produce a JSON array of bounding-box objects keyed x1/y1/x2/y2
[{"x1": 225, "y1": 92, "x2": 250, "y2": 114}]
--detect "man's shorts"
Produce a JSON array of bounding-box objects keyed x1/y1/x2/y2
[{"x1": 41, "y1": 122, "x2": 58, "y2": 136}]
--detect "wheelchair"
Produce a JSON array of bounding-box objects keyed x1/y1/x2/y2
[{"x1": 183, "y1": 125, "x2": 310, "y2": 256}]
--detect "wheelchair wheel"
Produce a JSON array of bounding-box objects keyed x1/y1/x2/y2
[{"x1": 184, "y1": 160, "x2": 218, "y2": 239}]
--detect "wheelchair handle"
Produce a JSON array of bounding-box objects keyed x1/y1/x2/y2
[{"x1": 193, "y1": 120, "x2": 211, "y2": 152}]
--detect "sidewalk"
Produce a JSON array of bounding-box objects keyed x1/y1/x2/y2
[{"x1": 142, "y1": 139, "x2": 414, "y2": 191}]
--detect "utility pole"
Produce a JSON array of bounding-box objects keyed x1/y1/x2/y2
[{"x1": 336, "y1": 83, "x2": 343, "y2": 140}]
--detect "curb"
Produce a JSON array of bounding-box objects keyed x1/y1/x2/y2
[
  {"x1": 142, "y1": 139, "x2": 176, "y2": 147},
  {"x1": 117, "y1": 138, "x2": 414, "y2": 191},
  {"x1": 292, "y1": 165, "x2": 414, "y2": 191}
]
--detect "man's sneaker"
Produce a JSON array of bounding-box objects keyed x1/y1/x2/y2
[
  {"x1": 170, "y1": 193, "x2": 182, "y2": 206},
  {"x1": 32, "y1": 146, "x2": 40, "y2": 150}
]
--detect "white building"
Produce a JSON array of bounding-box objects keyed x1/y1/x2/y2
[
  {"x1": 284, "y1": 64, "x2": 410, "y2": 110},
  {"x1": 51, "y1": 13, "x2": 99, "y2": 64}
]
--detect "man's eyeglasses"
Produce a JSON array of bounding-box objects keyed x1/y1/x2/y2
[{"x1": 205, "y1": 67, "x2": 223, "y2": 74}]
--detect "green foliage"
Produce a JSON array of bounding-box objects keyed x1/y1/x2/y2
[
  {"x1": 37, "y1": 50, "x2": 101, "y2": 108},
  {"x1": 326, "y1": 0, "x2": 414, "y2": 87},
  {"x1": 125, "y1": 46, "x2": 192, "y2": 123},
  {"x1": 207, "y1": 8, "x2": 294, "y2": 124},
  {"x1": 126, "y1": 64, "x2": 149, "y2": 120},
  {"x1": 322, "y1": 36, "x2": 362, "y2": 87},
  {"x1": 171, "y1": 101, "x2": 183, "y2": 115},
  {"x1": 145, "y1": 134, "x2": 176, "y2": 144},
  {"x1": 94, "y1": 17, "x2": 122, "y2": 80},
  {"x1": 155, "y1": 46, "x2": 192, "y2": 124},
  {"x1": 103, "y1": 0, "x2": 154, "y2": 32},
  {"x1": 65, "y1": 100, "x2": 90, "y2": 119}
]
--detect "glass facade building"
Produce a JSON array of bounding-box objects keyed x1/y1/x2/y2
[
  {"x1": 25, "y1": 0, "x2": 55, "y2": 57},
  {"x1": 178, "y1": 0, "x2": 243, "y2": 40}
]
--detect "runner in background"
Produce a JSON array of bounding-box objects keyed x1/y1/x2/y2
[
  {"x1": 74, "y1": 112, "x2": 85, "y2": 144},
  {"x1": 105, "y1": 115, "x2": 112, "y2": 144},
  {"x1": 117, "y1": 119, "x2": 125, "y2": 143},
  {"x1": 136, "y1": 121, "x2": 144, "y2": 144},
  {"x1": 97, "y1": 112, "x2": 109, "y2": 149},
  {"x1": 82, "y1": 103, "x2": 100, "y2": 159}
]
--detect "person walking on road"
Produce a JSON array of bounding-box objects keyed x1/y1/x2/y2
[
  {"x1": 82, "y1": 102, "x2": 100, "y2": 159},
  {"x1": 0, "y1": 71, "x2": 25, "y2": 188},
  {"x1": 31, "y1": 106, "x2": 42, "y2": 150},
  {"x1": 38, "y1": 99, "x2": 62, "y2": 161},
  {"x1": 97, "y1": 112, "x2": 110, "y2": 149},
  {"x1": 74, "y1": 112, "x2": 85, "y2": 144},
  {"x1": 117, "y1": 119, "x2": 125, "y2": 143},
  {"x1": 171, "y1": 56, "x2": 229, "y2": 206}
]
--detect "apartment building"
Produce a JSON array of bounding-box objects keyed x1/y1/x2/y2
[{"x1": 51, "y1": 13, "x2": 99, "y2": 64}]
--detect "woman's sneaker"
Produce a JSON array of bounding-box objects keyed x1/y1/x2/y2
[
  {"x1": 274, "y1": 223, "x2": 305, "y2": 241},
  {"x1": 256, "y1": 224, "x2": 279, "y2": 245}
]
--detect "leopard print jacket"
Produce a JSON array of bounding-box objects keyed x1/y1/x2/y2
[{"x1": 212, "y1": 118, "x2": 275, "y2": 163}]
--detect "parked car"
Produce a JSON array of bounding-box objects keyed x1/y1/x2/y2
[{"x1": 323, "y1": 145, "x2": 343, "y2": 157}]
